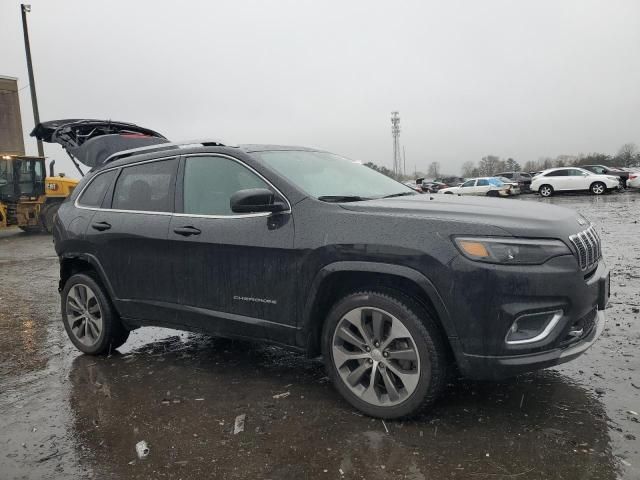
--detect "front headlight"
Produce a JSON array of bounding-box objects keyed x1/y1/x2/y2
[{"x1": 454, "y1": 237, "x2": 571, "y2": 265}]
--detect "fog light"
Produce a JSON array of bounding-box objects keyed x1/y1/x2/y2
[{"x1": 505, "y1": 310, "x2": 563, "y2": 345}]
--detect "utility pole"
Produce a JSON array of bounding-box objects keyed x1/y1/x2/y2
[
  {"x1": 390, "y1": 111, "x2": 401, "y2": 178},
  {"x1": 21, "y1": 4, "x2": 44, "y2": 157},
  {"x1": 403, "y1": 146, "x2": 406, "y2": 178}
]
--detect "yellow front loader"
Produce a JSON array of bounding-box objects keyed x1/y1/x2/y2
[{"x1": 0, "y1": 154, "x2": 78, "y2": 233}]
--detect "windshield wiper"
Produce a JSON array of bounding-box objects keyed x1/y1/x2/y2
[
  {"x1": 317, "y1": 195, "x2": 370, "y2": 203},
  {"x1": 381, "y1": 192, "x2": 417, "y2": 199}
]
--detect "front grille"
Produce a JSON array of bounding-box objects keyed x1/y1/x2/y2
[{"x1": 569, "y1": 225, "x2": 602, "y2": 271}]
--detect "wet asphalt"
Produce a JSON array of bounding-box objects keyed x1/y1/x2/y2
[{"x1": 0, "y1": 192, "x2": 638, "y2": 480}]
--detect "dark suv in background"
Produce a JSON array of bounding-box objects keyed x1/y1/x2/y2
[
  {"x1": 496, "y1": 171, "x2": 533, "y2": 192},
  {"x1": 581, "y1": 165, "x2": 629, "y2": 188},
  {"x1": 40, "y1": 119, "x2": 610, "y2": 419}
]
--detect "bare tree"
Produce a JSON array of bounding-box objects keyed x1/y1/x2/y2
[
  {"x1": 504, "y1": 158, "x2": 521, "y2": 172},
  {"x1": 616, "y1": 143, "x2": 638, "y2": 167},
  {"x1": 427, "y1": 161, "x2": 441, "y2": 179},
  {"x1": 460, "y1": 161, "x2": 475, "y2": 177},
  {"x1": 478, "y1": 155, "x2": 501, "y2": 176}
]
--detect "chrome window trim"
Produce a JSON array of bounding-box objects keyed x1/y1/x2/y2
[
  {"x1": 74, "y1": 155, "x2": 179, "y2": 214},
  {"x1": 73, "y1": 153, "x2": 292, "y2": 219}
]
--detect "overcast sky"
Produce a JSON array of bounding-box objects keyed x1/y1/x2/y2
[{"x1": 1, "y1": 0, "x2": 639, "y2": 177}]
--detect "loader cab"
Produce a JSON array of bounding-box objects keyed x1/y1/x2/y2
[{"x1": 0, "y1": 155, "x2": 46, "y2": 201}]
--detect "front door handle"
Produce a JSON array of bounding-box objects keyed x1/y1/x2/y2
[
  {"x1": 91, "y1": 221, "x2": 111, "y2": 231},
  {"x1": 173, "y1": 226, "x2": 201, "y2": 237}
]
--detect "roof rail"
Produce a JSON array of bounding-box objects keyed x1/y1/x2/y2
[{"x1": 102, "y1": 139, "x2": 227, "y2": 166}]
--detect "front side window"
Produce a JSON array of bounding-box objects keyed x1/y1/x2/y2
[
  {"x1": 183, "y1": 156, "x2": 270, "y2": 216},
  {"x1": 78, "y1": 170, "x2": 118, "y2": 207},
  {"x1": 254, "y1": 150, "x2": 414, "y2": 200},
  {"x1": 112, "y1": 158, "x2": 178, "y2": 212},
  {"x1": 461, "y1": 180, "x2": 476, "y2": 187}
]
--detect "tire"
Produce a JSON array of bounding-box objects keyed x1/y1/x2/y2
[
  {"x1": 486, "y1": 190, "x2": 499, "y2": 197},
  {"x1": 19, "y1": 226, "x2": 42, "y2": 234},
  {"x1": 590, "y1": 182, "x2": 606, "y2": 195},
  {"x1": 321, "y1": 290, "x2": 448, "y2": 419},
  {"x1": 40, "y1": 202, "x2": 61, "y2": 234},
  {"x1": 539, "y1": 184, "x2": 553, "y2": 197},
  {"x1": 61, "y1": 273, "x2": 130, "y2": 355}
]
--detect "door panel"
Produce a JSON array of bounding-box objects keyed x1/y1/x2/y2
[
  {"x1": 84, "y1": 157, "x2": 179, "y2": 323},
  {"x1": 165, "y1": 154, "x2": 297, "y2": 341},
  {"x1": 86, "y1": 211, "x2": 173, "y2": 320}
]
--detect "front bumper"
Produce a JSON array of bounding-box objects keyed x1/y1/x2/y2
[
  {"x1": 447, "y1": 255, "x2": 610, "y2": 380},
  {"x1": 457, "y1": 309, "x2": 606, "y2": 380}
]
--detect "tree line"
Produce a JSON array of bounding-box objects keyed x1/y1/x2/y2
[{"x1": 366, "y1": 142, "x2": 640, "y2": 181}]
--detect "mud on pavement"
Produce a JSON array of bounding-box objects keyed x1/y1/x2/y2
[{"x1": 0, "y1": 192, "x2": 638, "y2": 480}]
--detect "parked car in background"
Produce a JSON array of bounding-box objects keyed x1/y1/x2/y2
[
  {"x1": 496, "y1": 177, "x2": 521, "y2": 195},
  {"x1": 531, "y1": 167, "x2": 620, "y2": 197},
  {"x1": 627, "y1": 171, "x2": 640, "y2": 189},
  {"x1": 402, "y1": 180, "x2": 424, "y2": 193},
  {"x1": 439, "y1": 177, "x2": 512, "y2": 197},
  {"x1": 496, "y1": 171, "x2": 533, "y2": 192},
  {"x1": 420, "y1": 181, "x2": 448, "y2": 193},
  {"x1": 581, "y1": 165, "x2": 629, "y2": 188},
  {"x1": 435, "y1": 176, "x2": 466, "y2": 187}
]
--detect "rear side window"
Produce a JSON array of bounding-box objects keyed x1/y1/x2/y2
[
  {"x1": 78, "y1": 170, "x2": 118, "y2": 207},
  {"x1": 545, "y1": 170, "x2": 567, "y2": 177},
  {"x1": 112, "y1": 158, "x2": 178, "y2": 212},
  {"x1": 183, "y1": 156, "x2": 270, "y2": 216},
  {"x1": 477, "y1": 179, "x2": 489, "y2": 186}
]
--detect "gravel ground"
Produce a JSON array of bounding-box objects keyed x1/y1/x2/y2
[{"x1": 0, "y1": 191, "x2": 638, "y2": 480}]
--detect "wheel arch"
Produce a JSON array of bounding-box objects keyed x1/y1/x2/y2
[
  {"x1": 300, "y1": 262, "x2": 458, "y2": 358},
  {"x1": 59, "y1": 253, "x2": 118, "y2": 311}
]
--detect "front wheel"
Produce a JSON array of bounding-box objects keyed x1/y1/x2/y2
[
  {"x1": 61, "y1": 273, "x2": 130, "y2": 355},
  {"x1": 539, "y1": 184, "x2": 554, "y2": 197},
  {"x1": 322, "y1": 291, "x2": 448, "y2": 419},
  {"x1": 590, "y1": 182, "x2": 606, "y2": 195}
]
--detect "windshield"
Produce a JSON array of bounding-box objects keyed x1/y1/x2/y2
[{"x1": 254, "y1": 150, "x2": 415, "y2": 200}]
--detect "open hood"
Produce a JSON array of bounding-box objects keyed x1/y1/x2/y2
[{"x1": 31, "y1": 119, "x2": 168, "y2": 171}]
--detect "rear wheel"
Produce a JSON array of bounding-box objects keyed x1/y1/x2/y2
[
  {"x1": 322, "y1": 290, "x2": 448, "y2": 419},
  {"x1": 539, "y1": 184, "x2": 553, "y2": 197},
  {"x1": 486, "y1": 190, "x2": 499, "y2": 197},
  {"x1": 590, "y1": 182, "x2": 606, "y2": 195},
  {"x1": 61, "y1": 273, "x2": 130, "y2": 355}
]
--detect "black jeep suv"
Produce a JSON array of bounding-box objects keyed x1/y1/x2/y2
[{"x1": 42, "y1": 122, "x2": 610, "y2": 419}]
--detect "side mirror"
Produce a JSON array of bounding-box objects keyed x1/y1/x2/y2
[{"x1": 230, "y1": 188, "x2": 287, "y2": 213}]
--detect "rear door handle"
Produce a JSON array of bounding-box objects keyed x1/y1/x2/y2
[
  {"x1": 173, "y1": 226, "x2": 201, "y2": 237},
  {"x1": 91, "y1": 221, "x2": 111, "y2": 231}
]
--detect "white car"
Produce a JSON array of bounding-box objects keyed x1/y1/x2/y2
[
  {"x1": 531, "y1": 167, "x2": 620, "y2": 197},
  {"x1": 438, "y1": 177, "x2": 512, "y2": 197},
  {"x1": 627, "y1": 171, "x2": 640, "y2": 189}
]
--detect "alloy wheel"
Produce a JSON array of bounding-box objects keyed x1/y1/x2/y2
[
  {"x1": 540, "y1": 186, "x2": 552, "y2": 197},
  {"x1": 591, "y1": 183, "x2": 605, "y2": 195},
  {"x1": 331, "y1": 307, "x2": 421, "y2": 407},
  {"x1": 65, "y1": 284, "x2": 103, "y2": 347}
]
